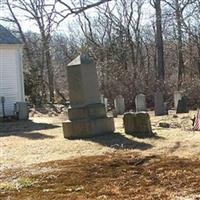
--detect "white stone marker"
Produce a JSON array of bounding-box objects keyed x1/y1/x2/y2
[
  {"x1": 114, "y1": 95, "x2": 125, "y2": 114},
  {"x1": 174, "y1": 91, "x2": 183, "y2": 110},
  {"x1": 104, "y1": 98, "x2": 108, "y2": 112},
  {"x1": 135, "y1": 94, "x2": 147, "y2": 112},
  {"x1": 100, "y1": 94, "x2": 104, "y2": 104},
  {"x1": 100, "y1": 94, "x2": 108, "y2": 112}
]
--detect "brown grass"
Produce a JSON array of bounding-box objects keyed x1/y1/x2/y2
[
  {"x1": 0, "y1": 153, "x2": 200, "y2": 200},
  {"x1": 1, "y1": 111, "x2": 200, "y2": 199}
]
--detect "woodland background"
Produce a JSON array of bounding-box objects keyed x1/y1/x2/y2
[{"x1": 1, "y1": 0, "x2": 200, "y2": 110}]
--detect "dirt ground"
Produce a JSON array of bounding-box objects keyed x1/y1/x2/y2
[{"x1": 0, "y1": 110, "x2": 200, "y2": 199}]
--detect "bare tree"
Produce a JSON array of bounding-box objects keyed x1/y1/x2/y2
[
  {"x1": 151, "y1": 0, "x2": 165, "y2": 89},
  {"x1": 164, "y1": 0, "x2": 195, "y2": 89},
  {"x1": 1, "y1": 0, "x2": 57, "y2": 103},
  {"x1": 56, "y1": 0, "x2": 113, "y2": 24}
]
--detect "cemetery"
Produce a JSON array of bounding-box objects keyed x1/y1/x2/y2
[
  {"x1": 1, "y1": 0, "x2": 200, "y2": 199},
  {"x1": 1, "y1": 110, "x2": 200, "y2": 199},
  {"x1": 1, "y1": 53, "x2": 200, "y2": 199}
]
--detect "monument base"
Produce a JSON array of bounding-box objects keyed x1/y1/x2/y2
[{"x1": 62, "y1": 117, "x2": 114, "y2": 139}]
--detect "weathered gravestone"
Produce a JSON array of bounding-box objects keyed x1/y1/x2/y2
[
  {"x1": 176, "y1": 96, "x2": 189, "y2": 113},
  {"x1": 104, "y1": 98, "x2": 108, "y2": 112},
  {"x1": 154, "y1": 91, "x2": 165, "y2": 116},
  {"x1": 100, "y1": 94, "x2": 108, "y2": 112},
  {"x1": 164, "y1": 102, "x2": 169, "y2": 115},
  {"x1": 114, "y1": 95, "x2": 125, "y2": 114},
  {"x1": 123, "y1": 112, "x2": 154, "y2": 138},
  {"x1": 174, "y1": 91, "x2": 183, "y2": 110},
  {"x1": 135, "y1": 94, "x2": 147, "y2": 112},
  {"x1": 100, "y1": 94, "x2": 104, "y2": 104},
  {"x1": 62, "y1": 54, "x2": 115, "y2": 138}
]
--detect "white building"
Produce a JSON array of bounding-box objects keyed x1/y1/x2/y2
[{"x1": 0, "y1": 24, "x2": 25, "y2": 117}]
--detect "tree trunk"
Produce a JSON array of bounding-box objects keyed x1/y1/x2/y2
[
  {"x1": 44, "y1": 39, "x2": 54, "y2": 103},
  {"x1": 155, "y1": 0, "x2": 165, "y2": 90},
  {"x1": 175, "y1": 0, "x2": 185, "y2": 89}
]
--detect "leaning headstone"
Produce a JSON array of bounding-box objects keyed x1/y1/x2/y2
[
  {"x1": 123, "y1": 112, "x2": 154, "y2": 138},
  {"x1": 114, "y1": 95, "x2": 125, "y2": 114},
  {"x1": 154, "y1": 91, "x2": 165, "y2": 116},
  {"x1": 62, "y1": 54, "x2": 115, "y2": 138},
  {"x1": 174, "y1": 91, "x2": 183, "y2": 110},
  {"x1": 135, "y1": 94, "x2": 147, "y2": 112},
  {"x1": 176, "y1": 96, "x2": 189, "y2": 113}
]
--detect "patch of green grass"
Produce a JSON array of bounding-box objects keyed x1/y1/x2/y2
[
  {"x1": 17, "y1": 177, "x2": 34, "y2": 188},
  {"x1": 0, "y1": 177, "x2": 34, "y2": 191}
]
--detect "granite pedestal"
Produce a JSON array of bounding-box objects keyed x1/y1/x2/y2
[{"x1": 62, "y1": 54, "x2": 114, "y2": 138}]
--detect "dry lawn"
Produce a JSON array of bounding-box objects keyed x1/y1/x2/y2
[{"x1": 0, "y1": 110, "x2": 200, "y2": 199}]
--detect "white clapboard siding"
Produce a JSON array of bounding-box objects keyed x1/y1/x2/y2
[{"x1": 0, "y1": 46, "x2": 23, "y2": 117}]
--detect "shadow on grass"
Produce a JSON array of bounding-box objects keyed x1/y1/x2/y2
[
  {"x1": 0, "y1": 120, "x2": 60, "y2": 136},
  {"x1": 125, "y1": 132, "x2": 166, "y2": 140},
  {"x1": 82, "y1": 132, "x2": 153, "y2": 150},
  {"x1": 0, "y1": 132, "x2": 55, "y2": 140}
]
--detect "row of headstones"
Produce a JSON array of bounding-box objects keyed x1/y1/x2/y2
[
  {"x1": 100, "y1": 94, "x2": 149, "y2": 115},
  {"x1": 154, "y1": 91, "x2": 188, "y2": 115},
  {"x1": 100, "y1": 94, "x2": 125, "y2": 114},
  {"x1": 101, "y1": 91, "x2": 188, "y2": 116}
]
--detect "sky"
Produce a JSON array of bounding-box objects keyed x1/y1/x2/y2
[{"x1": 0, "y1": 0, "x2": 155, "y2": 34}]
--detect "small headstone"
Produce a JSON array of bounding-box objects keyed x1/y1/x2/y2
[
  {"x1": 123, "y1": 112, "x2": 154, "y2": 138},
  {"x1": 154, "y1": 91, "x2": 165, "y2": 116},
  {"x1": 104, "y1": 98, "x2": 108, "y2": 112},
  {"x1": 100, "y1": 94, "x2": 104, "y2": 104},
  {"x1": 174, "y1": 91, "x2": 183, "y2": 110},
  {"x1": 176, "y1": 96, "x2": 189, "y2": 113},
  {"x1": 100, "y1": 95, "x2": 108, "y2": 112},
  {"x1": 114, "y1": 95, "x2": 125, "y2": 114},
  {"x1": 135, "y1": 94, "x2": 147, "y2": 112}
]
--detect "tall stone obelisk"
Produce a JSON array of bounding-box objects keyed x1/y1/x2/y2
[{"x1": 62, "y1": 54, "x2": 115, "y2": 138}]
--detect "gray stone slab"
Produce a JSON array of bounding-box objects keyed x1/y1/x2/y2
[
  {"x1": 67, "y1": 54, "x2": 101, "y2": 108},
  {"x1": 135, "y1": 94, "x2": 147, "y2": 112},
  {"x1": 123, "y1": 112, "x2": 154, "y2": 138},
  {"x1": 104, "y1": 98, "x2": 108, "y2": 112},
  {"x1": 114, "y1": 95, "x2": 125, "y2": 114},
  {"x1": 154, "y1": 92, "x2": 165, "y2": 116},
  {"x1": 63, "y1": 54, "x2": 114, "y2": 138},
  {"x1": 100, "y1": 94, "x2": 108, "y2": 112},
  {"x1": 68, "y1": 103, "x2": 106, "y2": 121},
  {"x1": 164, "y1": 102, "x2": 168, "y2": 115},
  {"x1": 176, "y1": 96, "x2": 189, "y2": 113},
  {"x1": 62, "y1": 117, "x2": 114, "y2": 139},
  {"x1": 174, "y1": 91, "x2": 183, "y2": 110}
]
